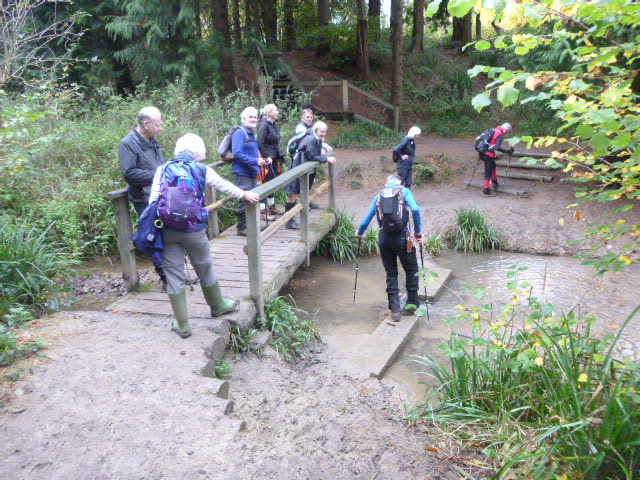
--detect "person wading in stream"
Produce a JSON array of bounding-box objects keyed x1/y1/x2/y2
[
  {"x1": 355, "y1": 174, "x2": 424, "y2": 322},
  {"x1": 478, "y1": 122, "x2": 514, "y2": 197}
]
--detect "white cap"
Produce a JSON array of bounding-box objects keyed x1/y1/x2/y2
[{"x1": 501, "y1": 123, "x2": 512, "y2": 132}]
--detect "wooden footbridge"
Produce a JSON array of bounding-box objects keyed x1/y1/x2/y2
[{"x1": 107, "y1": 161, "x2": 338, "y2": 334}]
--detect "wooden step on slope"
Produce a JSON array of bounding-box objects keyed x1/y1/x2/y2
[
  {"x1": 497, "y1": 171, "x2": 554, "y2": 182},
  {"x1": 494, "y1": 160, "x2": 558, "y2": 171}
]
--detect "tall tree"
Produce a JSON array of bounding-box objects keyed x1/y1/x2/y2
[
  {"x1": 282, "y1": 0, "x2": 295, "y2": 50},
  {"x1": 211, "y1": 0, "x2": 235, "y2": 94},
  {"x1": 451, "y1": 11, "x2": 472, "y2": 44},
  {"x1": 475, "y1": 12, "x2": 481, "y2": 38},
  {"x1": 368, "y1": 0, "x2": 380, "y2": 41},
  {"x1": 259, "y1": 0, "x2": 277, "y2": 45},
  {"x1": 356, "y1": 0, "x2": 370, "y2": 82},
  {"x1": 411, "y1": 0, "x2": 424, "y2": 53},
  {"x1": 316, "y1": 0, "x2": 330, "y2": 56},
  {"x1": 389, "y1": 0, "x2": 403, "y2": 125},
  {"x1": 232, "y1": 0, "x2": 241, "y2": 47}
]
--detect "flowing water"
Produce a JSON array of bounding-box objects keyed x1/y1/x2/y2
[{"x1": 281, "y1": 251, "x2": 640, "y2": 406}]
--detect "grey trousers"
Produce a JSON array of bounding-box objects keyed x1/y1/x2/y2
[
  {"x1": 162, "y1": 229, "x2": 217, "y2": 295},
  {"x1": 233, "y1": 174, "x2": 257, "y2": 215}
]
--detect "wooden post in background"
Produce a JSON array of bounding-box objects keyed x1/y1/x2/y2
[
  {"x1": 108, "y1": 189, "x2": 139, "y2": 291},
  {"x1": 342, "y1": 79, "x2": 349, "y2": 112},
  {"x1": 246, "y1": 201, "x2": 264, "y2": 318},
  {"x1": 328, "y1": 161, "x2": 337, "y2": 211}
]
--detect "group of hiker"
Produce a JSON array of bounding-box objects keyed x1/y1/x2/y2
[{"x1": 119, "y1": 104, "x2": 513, "y2": 337}]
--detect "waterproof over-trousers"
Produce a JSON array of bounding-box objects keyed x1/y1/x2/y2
[{"x1": 379, "y1": 230, "x2": 419, "y2": 313}]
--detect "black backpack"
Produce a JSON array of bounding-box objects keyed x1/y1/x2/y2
[
  {"x1": 376, "y1": 187, "x2": 409, "y2": 234},
  {"x1": 474, "y1": 129, "x2": 494, "y2": 153}
]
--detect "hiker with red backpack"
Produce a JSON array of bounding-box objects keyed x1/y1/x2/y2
[
  {"x1": 148, "y1": 133, "x2": 259, "y2": 338},
  {"x1": 355, "y1": 174, "x2": 424, "y2": 322},
  {"x1": 476, "y1": 122, "x2": 515, "y2": 197}
]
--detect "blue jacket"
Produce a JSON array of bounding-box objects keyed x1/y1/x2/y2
[
  {"x1": 231, "y1": 125, "x2": 260, "y2": 177},
  {"x1": 357, "y1": 183, "x2": 422, "y2": 235}
]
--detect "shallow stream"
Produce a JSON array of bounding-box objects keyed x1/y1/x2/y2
[{"x1": 281, "y1": 251, "x2": 640, "y2": 406}]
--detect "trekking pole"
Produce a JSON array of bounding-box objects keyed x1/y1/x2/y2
[
  {"x1": 467, "y1": 158, "x2": 480, "y2": 187},
  {"x1": 353, "y1": 236, "x2": 362, "y2": 304},
  {"x1": 502, "y1": 151, "x2": 513, "y2": 190},
  {"x1": 418, "y1": 243, "x2": 430, "y2": 323}
]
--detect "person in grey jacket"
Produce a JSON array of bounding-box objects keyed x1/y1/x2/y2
[{"x1": 119, "y1": 106, "x2": 165, "y2": 216}]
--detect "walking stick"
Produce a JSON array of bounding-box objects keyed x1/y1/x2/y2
[
  {"x1": 418, "y1": 243, "x2": 430, "y2": 323},
  {"x1": 502, "y1": 151, "x2": 513, "y2": 190},
  {"x1": 467, "y1": 158, "x2": 480, "y2": 187},
  {"x1": 353, "y1": 236, "x2": 362, "y2": 304}
]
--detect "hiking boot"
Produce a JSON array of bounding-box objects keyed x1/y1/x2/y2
[
  {"x1": 391, "y1": 311, "x2": 401, "y2": 322},
  {"x1": 309, "y1": 201, "x2": 321, "y2": 210},
  {"x1": 286, "y1": 218, "x2": 300, "y2": 230},
  {"x1": 168, "y1": 291, "x2": 191, "y2": 338},
  {"x1": 237, "y1": 226, "x2": 247, "y2": 236},
  {"x1": 261, "y1": 209, "x2": 276, "y2": 221},
  {"x1": 491, "y1": 180, "x2": 499, "y2": 190},
  {"x1": 201, "y1": 282, "x2": 238, "y2": 317},
  {"x1": 269, "y1": 204, "x2": 285, "y2": 215},
  {"x1": 482, "y1": 188, "x2": 495, "y2": 197}
]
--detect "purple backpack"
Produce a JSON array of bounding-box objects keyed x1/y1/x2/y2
[{"x1": 157, "y1": 159, "x2": 208, "y2": 231}]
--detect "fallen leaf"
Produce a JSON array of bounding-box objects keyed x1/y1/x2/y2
[
  {"x1": 425, "y1": 446, "x2": 438, "y2": 452},
  {"x1": 574, "y1": 210, "x2": 582, "y2": 221}
]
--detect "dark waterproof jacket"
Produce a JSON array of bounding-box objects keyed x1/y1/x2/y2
[
  {"x1": 393, "y1": 136, "x2": 416, "y2": 162},
  {"x1": 119, "y1": 128, "x2": 165, "y2": 205},
  {"x1": 257, "y1": 118, "x2": 285, "y2": 160},
  {"x1": 296, "y1": 134, "x2": 328, "y2": 166}
]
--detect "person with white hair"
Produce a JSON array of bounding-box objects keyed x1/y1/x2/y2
[
  {"x1": 119, "y1": 106, "x2": 166, "y2": 285},
  {"x1": 149, "y1": 133, "x2": 259, "y2": 338},
  {"x1": 257, "y1": 103, "x2": 286, "y2": 216},
  {"x1": 355, "y1": 174, "x2": 424, "y2": 322},
  {"x1": 283, "y1": 120, "x2": 337, "y2": 230},
  {"x1": 232, "y1": 106, "x2": 271, "y2": 236},
  {"x1": 392, "y1": 126, "x2": 421, "y2": 189},
  {"x1": 478, "y1": 122, "x2": 514, "y2": 197}
]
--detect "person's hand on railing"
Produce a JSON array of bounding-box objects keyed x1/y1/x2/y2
[
  {"x1": 243, "y1": 191, "x2": 260, "y2": 203},
  {"x1": 327, "y1": 156, "x2": 336, "y2": 164}
]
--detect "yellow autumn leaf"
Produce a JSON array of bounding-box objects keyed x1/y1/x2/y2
[
  {"x1": 559, "y1": 218, "x2": 565, "y2": 226},
  {"x1": 535, "y1": 357, "x2": 544, "y2": 367},
  {"x1": 618, "y1": 255, "x2": 632, "y2": 265},
  {"x1": 578, "y1": 373, "x2": 588, "y2": 383}
]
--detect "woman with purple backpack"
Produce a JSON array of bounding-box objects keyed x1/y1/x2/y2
[{"x1": 149, "y1": 133, "x2": 259, "y2": 338}]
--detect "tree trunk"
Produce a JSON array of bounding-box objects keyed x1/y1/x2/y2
[
  {"x1": 475, "y1": 12, "x2": 481, "y2": 38},
  {"x1": 368, "y1": 0, "x2": 380, "y2": 41},
  {"x1": 212, "y1": 0, "x2": 235, "y2": 95},
  {"x1": 451, "y1": 11, "x2": 472, "y2": 45},
  {"x1": 232, "y1": 0, "x2": 241, "y2": 47},
  {"x1": 356, "y1": 0, "x2": 370, "y2": 82},
  {"x1": 411, "y1": 0, "x2": 424, "y2": 54},
  {"x1": 244, "y1": 0, "x2": 253, "y2": 36},
  {"x1": 316, "y1": 0, "x2": 330, "y2": 57},
  {"x1": 260, "y1": 0, "x2": 277, "y2": 45},
  {"x1": 389, "y1": 0, "x2": 403, "y2": 126},
  {"x1": 283, "y1": 0, "x2": 295, "y2": 51},
  {"x1": 194, "y1": 0, "x2": 202, "y2": 39}
]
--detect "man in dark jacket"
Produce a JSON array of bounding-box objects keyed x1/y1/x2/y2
[
  {"x1": 393, "y1": 126, "x2": 420, "y2": 189},
  {"x1": 119, "y1": 106, "x2": 168, "y2": 288},
  {"x1": 479, "y1": 123, "x2": 514, "y2": 197},
  {"x1": 119, "y1": 106, "x2": 165, "y2": 216},
  {"x1": 233, "y1": 106, "x2": 271, "y2": 236}
]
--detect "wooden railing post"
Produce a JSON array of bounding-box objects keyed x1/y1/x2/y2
[
  {"x1": 328, "y1": 162, "x2": 337, "y2": 211},
  {"x1": 300, "y1": 172, "x2": 310, "y2": 267},
  {"x1": 342, "y1": 80, "x2": 349, "y2": 112},
  {"x1": 205, "y1": 185, "x2": 219, "y2": 238},
  {"x1": 245, "y1": 201, "x2": 264, "y2": 318},
  {"x1": 108, "y1": 188, "x2": 139, "y2": 291}
]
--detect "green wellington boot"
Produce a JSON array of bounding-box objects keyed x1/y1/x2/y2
[
  {"x1": 202, "y1": 282, "x2": 238, "y2": 317},
  {"x1": 169, "y1": 291, "x2": 191, "y2": 338}
]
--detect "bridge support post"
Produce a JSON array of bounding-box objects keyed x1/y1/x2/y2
[
  {"x1": 300, "y1": 172, "x2": 310, "y2": 267},
  {"x1": 206, "y1": 185, "x2": 219, "y2": 238},
  {"x1": 342, "y1": 80, "x2": 349, "y2": 112},
  {"x1": 246, "y1": 201, "x2": 264, "y2": 318},
  {"x1": 328, "y1": 162, "x2": 337, "y2": 211},
  {"x1": 108, "y1": 188, "x2": 139, "y2": 291}
]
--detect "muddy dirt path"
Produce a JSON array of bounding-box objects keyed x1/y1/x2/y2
[{"x1": 1, "y1": 137, "x2": 637, "y2": 480}]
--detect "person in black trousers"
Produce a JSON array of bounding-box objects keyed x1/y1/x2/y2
[
  {"x1": 257, "y1": 103, "x2": 286, "y2": 216},
  {"x1": 393, "y1": 126, "x2": 421, "y2": 189},
  {"x1": 479, "y1": 122, "x2": 514, "y2": 197},
  {"x1": 356, "y1": 174, "x2": 424, "y2": 321}
]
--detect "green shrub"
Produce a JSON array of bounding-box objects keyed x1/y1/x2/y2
[
  {"x1": 409, "y1": 267, "x2": 640, "y2": 479},
  {"x1": 214, "y1": 359, "x2": 231, "y2": 379},
  {"x1": 258, "y1": 294, "x2": 320, "y2": 362},
  {"x1": 447, "y1": 205, "x2": 502, "y2": 253},
  {"x1": 412, "y1": 164, "x2": 434, "y2": 186},
  {"x1": 423, "y1": 233, "x2": 447, "y2": 256},
  {"x1": 314, "y1": 211, "x2": 378, "y2": 263},
  {"x1": 0, "y1": 221, "x2": 76, "y2": 315},
  {"x1": 332, "y1": 121, "x2": 401, "y2": 149}
]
